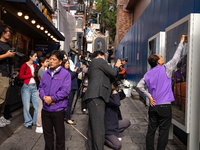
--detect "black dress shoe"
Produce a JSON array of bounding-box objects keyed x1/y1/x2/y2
[{"x1": 26, "y1": 125, "x2": 32, "y2": 129}]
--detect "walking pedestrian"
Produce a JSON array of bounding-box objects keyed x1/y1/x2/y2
[
  {"x1": 62, "y1": 59, "x2": 78, "y2": 125},
  {"x1": 0, "y1": 25, "x2": 15, "y2": 127},
  {"x1": 83, "y1": 51, "x2": 121, "y2": 150},
  {"x1": 137, "y1": 35, "x2": 186, "y2": 150},
  {"x1": 39, "y1": 50, "x2": 71, "y2": 150},
  {"x1": 18, "y1": 50, "x2": 39, "y2": 129}
]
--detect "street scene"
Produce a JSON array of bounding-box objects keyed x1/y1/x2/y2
[
  {"x1": 0, "y1": 0, "x2": 200, "y2": 150},
  {"x1": 0, "y1": 94, "x2": 186, "y2": 150}
]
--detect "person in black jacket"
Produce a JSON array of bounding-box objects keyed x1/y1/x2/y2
[
  {"x1": 104, "y1": 84, "x2": 131, "y2": 150},
  {"x1": 62, "y1": 59, "x2": 78, "y2": 125},
  {"x1": 83, "y1": 51, "x2": 121, "y2": 150}
]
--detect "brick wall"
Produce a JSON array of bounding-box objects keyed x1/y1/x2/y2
[
  {"x1": 115, "y1": 0, "x2": 151, "y2": 47},
  {"x1": 115, "y1": 0, "x2": 133, "y2": 47}
]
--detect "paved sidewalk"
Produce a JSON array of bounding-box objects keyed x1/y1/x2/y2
[{"x1": 0, "y1": 94, "x2": 186, "y2": 150}]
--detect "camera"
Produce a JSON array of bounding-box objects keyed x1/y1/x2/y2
[
  {"x1": 113, "y1": 80, "x2": 121, "y2": 88},
  {"x1": 184, "y1": 35, "x2": 188, "y2": 43},
  {"x1": 121, "y1": 57, "x2": 128, "y2": 62},
  {"x1": 10, "y1": 47, "x2": 16, "y2": 52},
  {"x1": 10, "y1": 48, "x2": 25, "y2": 57},
  {"x1": 81, "y1": 54, "x2": 92, "y2": 67}
]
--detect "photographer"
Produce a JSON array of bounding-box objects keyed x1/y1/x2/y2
[
  {"x1": 0, "y1": 25, "x2": 15, "y2": 127},
  {"x1": 83, "y1": 50, "x2": 121, "y2": 150},
  {"x1": 117, "y1": 58, "x2": 128, "y2": 81},
  {"x1": 104, "y1": 83, "x2": 131, "y2": 150},
  {"x1": 136, "y1": 35, "x2": 186, "y2": 150}
]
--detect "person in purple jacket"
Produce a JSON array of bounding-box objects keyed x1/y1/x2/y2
[
  {"x1": 39, "y1": 50, "x2": 71, "y2": 150},
  {"x1": 137, "y1": 35, "x2": 186, "y2": 150}
]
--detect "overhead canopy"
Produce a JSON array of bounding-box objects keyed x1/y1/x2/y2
[{"x1": 1, "y1": 0, "x2": 65, "y2": 41}]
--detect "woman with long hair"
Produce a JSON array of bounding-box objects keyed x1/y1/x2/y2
[
  {"x1": 18, "y1": 50, "x2": 39, "y2": 129},
  {"x1": 62, "y1": 59, "x2": 78, "y2": 125},
  {"x1": 35, "y1": 57, "x2": 49, "y2": 133}
]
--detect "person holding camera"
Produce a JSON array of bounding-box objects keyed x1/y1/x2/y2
[
  {"x1": 0, "y1": 25, "x2": 15, "y2": 127},
  {"x1": 104, "y1": 83, "x2": 131, "y2": 150},
  {"x1": 136, "y1": 35, "x2": 186, "y2": 150},
  {"x1": 83, "y1": 51, "x2": 121, "y2": 150},
  {"x1": 117, "y1": 58, "x2": 128, "y2": 81}
]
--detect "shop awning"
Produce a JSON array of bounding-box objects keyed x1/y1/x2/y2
[{"x1": 1, "y1": 0, "x2": 65, "y2": 41}]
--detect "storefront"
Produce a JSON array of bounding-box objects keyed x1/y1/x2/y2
[{"x1": 0, "y1": 0, "x2": 65, "y2": 117}]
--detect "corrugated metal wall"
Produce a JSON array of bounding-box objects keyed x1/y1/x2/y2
[{"x1": 115, "y1": 0, "x2": 200, "y2": 86}]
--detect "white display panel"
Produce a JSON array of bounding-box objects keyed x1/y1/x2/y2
[{"x1": 165, "y1": 13, "x2": 200, "y2": 134}]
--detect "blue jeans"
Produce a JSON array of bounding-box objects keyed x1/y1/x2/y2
[
  {"x1": 21, "y1": 84, "x2": 39, "y2": 127},
  {"x1": 65, "y1": 89, "x2": 76, "y2": 120},
  {"x1": 71, "y1": 54, "x2": 76, "y2": 64}
]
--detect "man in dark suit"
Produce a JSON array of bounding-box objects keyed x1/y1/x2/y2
[{"x1": 83, "y1": 51, "x2": 121, "y2": 150}]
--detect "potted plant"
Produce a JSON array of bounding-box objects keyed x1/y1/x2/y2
[{"x1": 121, "y1": 80, "x2": 131, "y2": 97}]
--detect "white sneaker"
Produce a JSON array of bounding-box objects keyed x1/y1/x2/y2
[
  {"x1": 82, "y1": 109, "x2": 86, "y2": 114},
  {"x1": 35, "y1": 126, "x2": 43, "y2": 133},
  {"x1": 0, "y1": 119, "x2": 6, "y2": 127},
  {"x1": 0, "y1": 116, "x2": 11, "y2": 124},
  {"x1": 118, "y1": 138, "x2": 122, "y2": 141}
]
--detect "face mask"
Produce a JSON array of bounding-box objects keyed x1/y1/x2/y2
[{"x1": 65, "y1": 56, "x2": 68, "y2": 59}]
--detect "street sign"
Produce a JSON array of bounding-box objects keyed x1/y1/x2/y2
[{"x1": 91, "y1": 24, "x2": 100, "y2": 30}]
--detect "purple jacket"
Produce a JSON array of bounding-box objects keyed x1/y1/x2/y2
[
  {"x1": 39, "y1": 66, "x2": 71, "y2": 112},
  {"x1": 144, "y1": 65, "x2": 174, "y2": 105}
]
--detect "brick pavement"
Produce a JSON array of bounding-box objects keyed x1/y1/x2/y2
[{"x1": 0, "y1": 93, "x2": 186, "y2": 150}]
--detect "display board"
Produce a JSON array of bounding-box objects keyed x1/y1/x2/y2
[{"x1": 165, "y1": 14, "x2": 200, "y2": 133}]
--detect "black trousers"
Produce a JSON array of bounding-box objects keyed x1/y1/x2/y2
[
  {"x1": 105, "y1": 120, "x2": 131, "y2": 150},
  {"x1": 86, "y1": 98, "x2": 105, "y2": 150},
  {"x1": 42, "y1": 109, "x2": 65, "y2": 150},
  {"x1": 146, "y1": 104, "x2": 172, "y2": 150}
]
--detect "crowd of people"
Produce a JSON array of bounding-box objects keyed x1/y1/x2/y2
[{"x1": 0, "y1": 24, "x2": 186, "y2": 150}]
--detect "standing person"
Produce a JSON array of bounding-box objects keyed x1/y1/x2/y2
[
  {"x1": 39, "y1": 50, "x2": 71, "y2": 150},
  {"x1": 136, "y1": 35, "x2": 186, "y2": 150},
  {"x1": 75, "y1": 54, "x2": 83, "y2": 97},
  {"x1": 62, "y1": 59, "x2": 78, "y2": 125},
  {"x1": 81, "y1": 63, "x2": 89, "y2": 114},
  {"x1": 70, "y1": 37, "x2": 79, "y2": 63},
  {"x1": 60, "y1": 50, "x2": 75, "y2": 71},
  {"x1": 34, "y1": 47, "x2": 46, "y2": 65},
  {"x1": 0, "y1": 25, "x2": 15, "y2": 127},
  {"x1": 35, "y1": 57, "x2": 49, "y2": 133},
  {"x1": 117, "y1": 58, "x2": 128, "y2": 81},
  {"x1": 18, "y1": 50, "x2": 39, "y2": 129},
  {"x1": 83, "y1": 51, "x2": 121, "y2": 150},
  {"x1": 107, "y1": 46, "x2": 113, "y2": 63}
]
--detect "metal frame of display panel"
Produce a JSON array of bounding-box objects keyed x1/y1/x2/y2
[
  {"x1": 146, "y1": 32, "x2": 166, "y2": 105},
  {"x1": 165, "y1": 14, "x2": 200, "y2": 149},
  {"x1": 147, "y1": 32, "x2": 165, "y2": 71}
]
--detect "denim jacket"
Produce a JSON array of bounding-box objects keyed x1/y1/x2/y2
[{"x1": 39, "y1": 66, "x2": 71, "y2": 112}]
